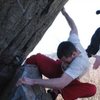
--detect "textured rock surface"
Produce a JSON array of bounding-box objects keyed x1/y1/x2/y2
[
  {"x1": 0, "y1": 0, "x2": 68, "y2": 95},
  {"x1": 1, "y1": 64, "x2": 52, "y2": 100}
]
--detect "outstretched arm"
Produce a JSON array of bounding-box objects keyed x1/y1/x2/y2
[
  {"x1": 93, "y1": 55, "x2": 100, "y2": 69},
  {"x1": 61, "y1": 7, "x2": 78, "y2": 35},
  {"x1": 16, "y1": 73, "x2": 73, "y2": 89}
]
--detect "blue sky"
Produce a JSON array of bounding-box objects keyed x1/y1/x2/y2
[{"x1": 29, "y1": 0, "x2": 100, "y2": 56}]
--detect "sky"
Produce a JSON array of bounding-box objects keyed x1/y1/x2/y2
[{"x1": 29, "y1": 0, "x2": 100, "y2": 56}]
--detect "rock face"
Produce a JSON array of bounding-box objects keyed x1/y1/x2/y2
[
  {"x1": 1, "y1": 64, "x2": 52, "y2": 100},
  {"x1": 0, "y1": 0, "x2": 68, "y2": 98}
]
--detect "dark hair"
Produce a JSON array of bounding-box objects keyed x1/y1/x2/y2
[{"x1": 57, "y1": 41, "x2": 77, "y2": 59}]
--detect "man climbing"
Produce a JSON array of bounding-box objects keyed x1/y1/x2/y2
[{"x1": 17, "y1": 7, "x2": 96, "y2": 100}]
